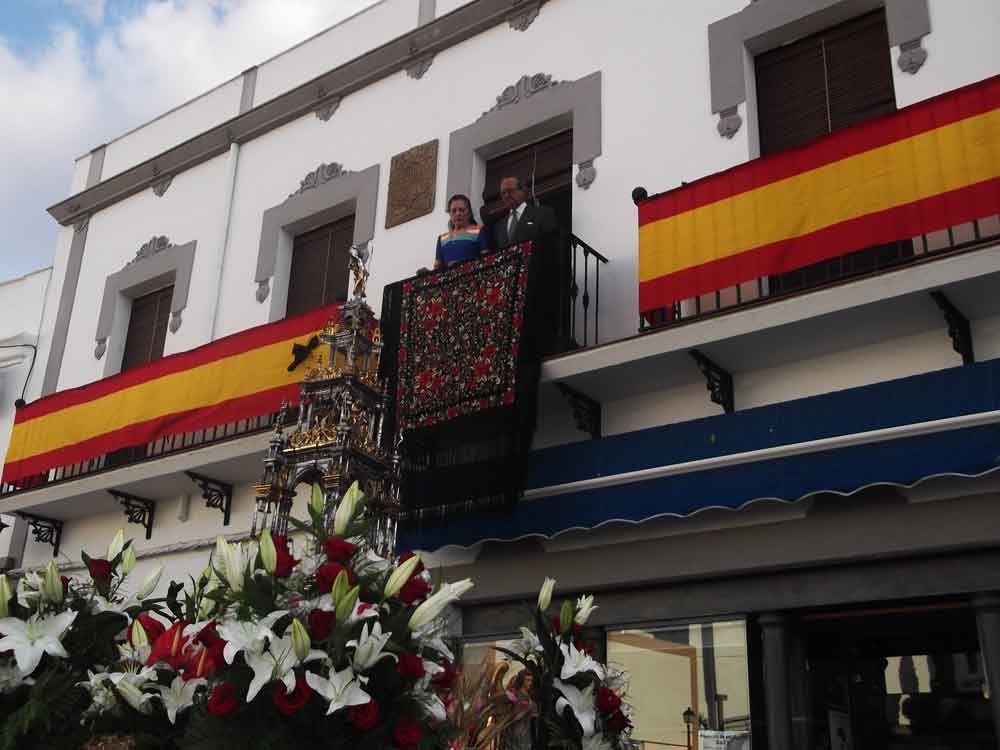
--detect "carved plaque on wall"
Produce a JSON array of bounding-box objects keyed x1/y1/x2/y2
[{"x1": 385, "y1": 139, "x2": 438, "y2": 228}]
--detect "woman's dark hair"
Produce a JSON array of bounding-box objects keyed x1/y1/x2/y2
[{"x1": 446, "y1": 193, "x2": 477, "y2": 228}]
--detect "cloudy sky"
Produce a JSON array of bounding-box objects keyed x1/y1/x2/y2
[{"x1": 0, "y1": 0, "x2": 379, "y2": 283}]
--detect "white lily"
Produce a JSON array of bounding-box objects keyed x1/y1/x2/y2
[
  {"x1": 154, "y1": 675, "x2": 206, "y2": 724},
  {"x1": 107, "y1": 529, "x2": 126, "y2": 561},
  {"x1": 581, "y1": 735, "x2": 614, "y2": 750},
  {"x1": 383, "y1": 554, "x2": 421, "y2": 599},
  {"x1": 16, "y1": 570, "x2": 43, "y2": 605},
  {"x1": 107, "y1": 664, "x2": 158, "y2": 688},
  {"x1": 416, "y1": 629, "x2": 455, "y2": 662},
  {"x1": 347, "y1": 621, "x2": 396, "y2": 671},
  {"x1": 259, "y1": 529, "x2": 277, "y2": 575},
  {"x1": 554, "y1": 679, "x2": 596, "y2": 736},
  {"x1": 121, "y1": 544, "x2": 137, "y2": 576},
  {"x1": 0, "y1": 662, "x2": 34, "y2": 693},
  {"x1": 408, "y1": 579, "x2": 474, "y2": 630},
  {"x1": 560, "y1": 641, "x2": 605, "y2": 681},
  {"x1": 310, "y1": 482, "x2": 325, "y2": 515},
  {"x1": 0, "y1": 575, "x2": 12, "y2": 618},
  {"x1": 509, "y1": 626, "x2": 544, "y2": 658},
  {"x1": 574, "y1": 595, "x2": 598, "y2": 625},
  {"x1": 78, "y1": 670, "x2": 117, "y2": 716},
  {"x1": 116, "y1": 679, "x2": 154, "y2": 714},
  {"x1": 136, "y1": 564, "x2": 163, "y2": 599},
  {"x1": 419, "y1": 692, "x2": 448, "y2": 723},
  {"x1": 334, "y1": 481, "x2": 363, "y2": 535},
  {"x1": 362, "y1": 548, "x2": 391, "y2": 574},
  {"x1": 214, "y1": 536, "x2": 249, "y2": 593},
  {"x1": 42, "y1": 561, "x2": 63, "y2": 606},
  {"x1": 537, "y1": 577, "x2": 556, "y2": 611},
  {"x1": 216, "y1": 610, "x2": 288, "y2": 664},
  {"x1": 305, "y1": 666, "x2": 371, "y2": 715},
  {"x1": 0, "y1": 610, "x2": 77, "y2": 676},
  {"x1": 244, "y1": 632, "x2": 326, "y2": 702}
]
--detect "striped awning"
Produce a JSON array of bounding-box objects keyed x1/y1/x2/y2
[
  {"x1": 637, "y1": 74, "x2": 1000, "y2": 315},
  {"x1": 2, "y1": 305, "x2": 337, "y2": 485},
  {"x1": 400, "y1": 358, "x2": 1000, "y2": 550}
]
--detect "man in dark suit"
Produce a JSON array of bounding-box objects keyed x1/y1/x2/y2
[
  {"x1": 491, "y1": 176, "x2": 566, "y2": 354},
  {"x1": 492, "y1": 176, "x2": 559, "y2": 249}
]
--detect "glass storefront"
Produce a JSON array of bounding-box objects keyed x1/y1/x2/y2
[{"x1": 607, "y1": 619, "x2": 752, "y2": 750}]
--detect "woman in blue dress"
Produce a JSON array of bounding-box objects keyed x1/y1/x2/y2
[{"x1": 434, "y1": 194, "x2": 489, "y2": 269}]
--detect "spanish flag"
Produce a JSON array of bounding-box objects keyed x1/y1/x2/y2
[
  {"x1": 2, "y1": 305, "x2": 338, "y2": 485},
  {"x1": 638, "y1": 75, "x2": 1000, "y2": 316}
]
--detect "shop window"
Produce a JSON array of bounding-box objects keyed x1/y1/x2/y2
[
  {"x1": 607, "y1": 619, "x2": 752, "y2": 749},
  {"x1": 121, "y1": 284, "x2": 173, "y2": 371},
  {"x1": 285, "y1": 215, "x2": 354, "y2": 318}
]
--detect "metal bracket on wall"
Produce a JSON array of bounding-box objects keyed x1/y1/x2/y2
[
  {"x1": 930, "y1": 291, "x2": 974, "y2": 365},
  {"x1": 690, "y1": 349, "x2": 734, "y2": 414},
  {"x1": 555, "y1": 382, "x2": 602, "y2": 439},
  {"x1": 108, "y1": 490, "x2": 156, "y2": 540},
  {"x1": 185, "y1": 471, "x2": 234, "y2": 526},
  {"x1": 17, "y1": 512, "x2": 64, "y2": 557}
]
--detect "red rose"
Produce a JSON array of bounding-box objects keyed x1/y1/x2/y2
[
  {"x1": 147, "y1": 622, "x2": 190, "y2": 670},
  {"x1": 207, "y1": 682, "x2": 239, "y2": 717},
  {"x1": 398, "y1": 575, "x2": 432, "y2": 605},
  {"x1": 393, "y1": 719, "x2": 422, "y2": 746},
  {"x1": 271, "y1": 535, "x2": 299, "y2": 578},
  {"x1": 272, "y1": 674, "x2": 311, "y2": 716},
  {"x1": 349, "y1": 699, "x2": 381, "y2": 730},
  {"x1": 323, "y1": 538, "x2": 358, "y2": 564},
  {"x1": 397, "y1": 653, "x2": 425, "y2": 680},
  {"x1": 596, "y1": 687, "x2": 621, "y2": 714},
  {"x1": 129, "y1": 613, "x2": 166, "y2": 645},
  {"x1": 316, "y1": 562, "x2": 356, "y2": 593},
  {"x1": 86, "y1": 557, "x2": 113, "y2": 580},
  {"x1": 431, "y1": 660, "x2": 460, "y2": 690},
  {"x1": 308, "y1": 609, "x2": 337, "y2": 641},
  {"x1": 606, "y1": 709, "x2": 632, "y2": 732}
]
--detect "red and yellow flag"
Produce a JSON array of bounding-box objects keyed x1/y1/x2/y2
[
  {"x1": 2, "y1": 305, "x2": 338, "y2": 485},
  {"x1": 638, "y1": 75, "x2": 1000, "y2": 315}
]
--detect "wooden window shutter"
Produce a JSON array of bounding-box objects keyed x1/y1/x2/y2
[
  {"x1": 755, "y1": 9, "x2": 895, "y2": 157},
  {"x1": 286, "y1": 215, "x2": 354, "y2": 318},
  {"x1": 121, "y1": 285, "x2": 173, "y2": 371}
]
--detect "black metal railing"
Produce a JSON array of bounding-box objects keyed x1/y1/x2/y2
[
  {"x1": 639, "y1": 214, "x2": 1000, "y2": 332},
  {"x1": 0, "y1": 412, "x2": 280, "y2": 498},
  {"x1": 562, "y1": 233, "x2": 610, "y2": 351}
]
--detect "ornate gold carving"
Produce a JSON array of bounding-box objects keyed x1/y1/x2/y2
[{"x1": 385, "y1": 140, "x2": 438, "y2": 228}]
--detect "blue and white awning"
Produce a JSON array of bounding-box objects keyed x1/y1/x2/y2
[{"x1": 400, "y1": 358, "x2": 1000, "y2": 551}]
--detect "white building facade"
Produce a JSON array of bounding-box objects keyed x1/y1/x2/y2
[{"x1": 3, "y1": 1, "x2": 1000, "y2": 747}]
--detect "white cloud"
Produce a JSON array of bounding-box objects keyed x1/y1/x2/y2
[{"x1": 0, "y1": 0, "x2": 379, "y2": 282}]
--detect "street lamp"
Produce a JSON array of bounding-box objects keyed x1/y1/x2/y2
[{"x1": 682, "y1": 707, "x2": 695, "y2": 750}]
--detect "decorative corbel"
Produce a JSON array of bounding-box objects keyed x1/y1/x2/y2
[
  {"x1": 256, "y1": 279, "x2": 271, "y2": 304},
  {"x1": 315, "y1": 96, "x2": 342, "y2": 122},
  {"x1": 555, "y1": 383, "x2": 601, "y2": 439},
  {"x1": 18, "y1": 513, "x2": 64, "y2": 557},
  {"x1": 930, "y1": 291, "x2": 974, "y2": 365},
  {"x1": 73, "y1": 216, "x2": 90, "y2": 234},
  {"x1": 94, "y1": 337, "x2": 107, "y2": 360},
  {"x1": 507, "y1": 1, "x2": 541, "y2": 31},
  {"x1": 109, "y1": 490, "x2": 156, "y2": 540},
  {"x1": 168, "y1": 310, "x2": 183, "y2": 333},
  {"x1": 717, "y1": 106, "x2": 742, "y2": 139},
  {"x1": 152, "y1": 175, "x2": 173, "y2": 197},
  {"x1": 575, "y1": 160, "x2": 597, "y2": 190},
  {"x1": 185, "y1": 471, "x2": 234, "y2": 526},
  {"x1": 897, "y1": 39, "x2": 928, "y2": 74},
  {"x1": 406, "y1": 54, "x2": 435, "y2": 80},
  {"x1": 690, "y1": 349, "x2": 734, "y2": 414}
]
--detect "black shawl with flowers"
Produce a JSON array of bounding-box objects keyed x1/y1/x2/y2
[{"x1": 380, "y1": 243, "x2": 543, "y2": 522}]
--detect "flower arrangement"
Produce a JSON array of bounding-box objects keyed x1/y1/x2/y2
[
  {"x1": 457, "y1": 579, "x2": 631, "y2": 750},
  {"x1": 0, "y1": 481, "x2": 472, "y2": 750}
]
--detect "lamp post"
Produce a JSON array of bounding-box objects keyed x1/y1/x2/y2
[{"x1": 683, "y1": 707, "x2": 695, "y2": 750}]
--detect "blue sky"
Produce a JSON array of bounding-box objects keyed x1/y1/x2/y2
[{"x1": 0, "y1": 0, "x2": 376, "y2": 284}]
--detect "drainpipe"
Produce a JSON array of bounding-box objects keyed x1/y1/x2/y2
[{"x1": 208, "y1": 142, "x2": 240, "y2": 341}]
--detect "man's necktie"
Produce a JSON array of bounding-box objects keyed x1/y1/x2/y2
[{"x1": 507, "y1": 208, "x2": 519, "y2": 240}]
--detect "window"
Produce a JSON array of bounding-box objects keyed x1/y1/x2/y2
[
  {"x1": 482, "y1": 129, "x2": 573, "y2": 226},
  {"x1": 120, "y1": 284, "x2": 173, "y2": 371},
  {"x1": 607, "y1": 619, "x2": 753, "y2": 749},
  {"x1": 755, "y1": 9, "x2": 911, "y2": 295},
  {"x1": 285, "y1": 215, "x2": 354, "y2": 318},
  {"x1": 755, "y1": 9, "x2": 897, "y2": 156}
]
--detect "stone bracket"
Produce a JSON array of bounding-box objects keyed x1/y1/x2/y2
[
  {"x1": 289, "y1": 335, "x2": 320, "y2": 372},
  {"x1": 930, "y1": 291, "x2": 974, "y2": 365},
  {"x1": 18, "y1": 512, "x2": 64, "y2": 557},
  {"x1": 555, "y1": 382, "x2": 601, "y2": 439},
  {"x1": 186, "y1": 471, "x2": 234, "y2": 526},
  {"x1": 897, "y1": 38, "x2": 928, "y2": 74},
  {"x1": 109, "y1": 490, "x2": 156, "y2": 540},
  {"x1": 690, "y1": 349, "x2": 734, "y2": 414}
]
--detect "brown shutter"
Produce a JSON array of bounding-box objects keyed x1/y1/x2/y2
[
  {"x1": 286, "y1": 215, "x2": 355, "y2": 318},
  {"x1": 121, "y1": 285, "x2": 173, "y2": 371},
  {"x1": 755, "y1": 9, "x2": 895, "y2": 157},
  {"x1": 482, "y1": 129, "x2": 573, "y2": 222}
]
